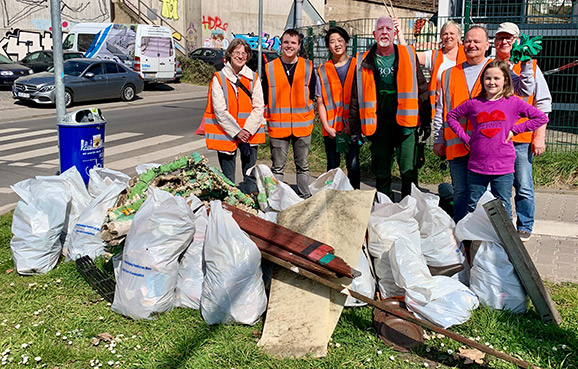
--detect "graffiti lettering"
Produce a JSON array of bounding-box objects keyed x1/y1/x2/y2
[
  {"x1": 233, "y1": 33, "x2": 281, "y2": 52},
  {"x1": 186, "y1": 22, "x2": 198, "y2": 53},
  {"x1": 202, "y1": 15, "x2": 228, "y2": 32},
  {"x1": 160, "y1": 0, "x2": 179, "y2": 20},
  {"x1": 0, "y1": 29, "x2": 53, "y2": 60}
]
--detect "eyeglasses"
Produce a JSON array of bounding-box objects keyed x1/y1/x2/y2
[
  {"x1": 495, "y1": 36, "x2": 516, "y2": 43},
  {"x1": 232, "y1": 51, "x2": 248, "y2": 57}
]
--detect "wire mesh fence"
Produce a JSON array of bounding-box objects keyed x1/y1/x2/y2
[{"x1": 298, "y1": 3, "x2": 578, "y2": 152}]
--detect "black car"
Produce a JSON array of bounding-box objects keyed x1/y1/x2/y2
[
  {"x1": 0, "y1": 54, "x2": 33, "y2": 86},
  {"x1": 246, "y1": 49, "x2": 279, "y2": 74},
  {"x1": 188, "y1": 48, "x2": 225, "y2": 70},
  {"x1": 19, "y1": 50, "x2": 85, "y2": 73}
]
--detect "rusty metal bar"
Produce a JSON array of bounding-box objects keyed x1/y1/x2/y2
[{"x1": 265, "y1": 253, "x2": 543, "y2": 369}]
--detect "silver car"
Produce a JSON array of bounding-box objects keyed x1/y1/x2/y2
[{"x1": 12, "y1": 58, "x2": 144, "y2": 107}]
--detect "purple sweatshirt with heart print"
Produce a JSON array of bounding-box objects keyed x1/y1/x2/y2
[{"x1": 446, "y1": 96, "x2": 548, "y2": 175}]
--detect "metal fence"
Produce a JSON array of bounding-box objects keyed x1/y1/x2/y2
[{"x1": 298, "y1": 8, "x2": 578, "y2": 152}]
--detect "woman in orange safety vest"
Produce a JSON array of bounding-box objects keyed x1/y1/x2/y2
[
  {"x1": 315, "y1": 26, "x2": 360, "y2": 189},
  {"x1": 202, "y1": 38, "x2": 266, "y2": 194},
  {"x1": 414, "y1": 20, "x2": 467, "y2": 119}
]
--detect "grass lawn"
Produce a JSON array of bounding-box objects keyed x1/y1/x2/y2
[
  {"x1": 1, "y1": 211, "x2": 577, "y2": 369},
  {"x1": 258, "y1": 123, "x2": 578, "y2": 191}
]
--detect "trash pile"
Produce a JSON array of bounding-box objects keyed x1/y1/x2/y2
[{"x1": 8, "y1": 152, "x2": 554, "y2": 368}]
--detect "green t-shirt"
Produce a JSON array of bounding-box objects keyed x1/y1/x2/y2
[{"x1": 374, "y1": 53, "x2": 397, "y2": 116}]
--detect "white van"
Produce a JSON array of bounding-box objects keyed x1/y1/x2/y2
[{"x1": 63, "y1": 23, "x2": 176, "y2": 83}]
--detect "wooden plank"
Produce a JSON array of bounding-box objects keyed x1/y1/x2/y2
[
  {"x1": 248, "y1": 235, "x2": 338, "y2": 279},
  {"x1": 222, "y1": 203, "x2": 358, "y2": 278},
  {"x1": 483, "y1": 199, "x2": 562, "y2": 325}
]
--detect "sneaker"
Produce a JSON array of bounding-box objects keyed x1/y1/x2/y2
[{"x1": 518, "y1": 230, "x2": 532, "y2": 242}]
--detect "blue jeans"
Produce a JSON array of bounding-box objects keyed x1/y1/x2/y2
[
  {"x1": 468, "y1": 170, "x2": 514, "y2": 218},
  {"x1": 514, "y1": 143, "x2": 534, "y2": 233},
  {"x1": 323, "y1": 136, "x2": 361, "y2": 189},
  {"x1": 449, "y1": 155, "x2": 469, "y2": 223}
]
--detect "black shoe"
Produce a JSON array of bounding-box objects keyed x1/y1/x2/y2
[{"x1": 518, "y1": 230, "x2": 532, "y2": 242}]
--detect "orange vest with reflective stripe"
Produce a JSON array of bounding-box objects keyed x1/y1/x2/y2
[
  {"x1": 355, "y1": 45, "x2": 420, "y2": 136},
  {"x1": 440, "y1": 59, "x2": 491, "y2": 160},
  {"x1": 265, "y1": 57, "x2": 315, "y2": 138},
  {"x1": 429, "y1": 44, "x2": 467, "y2": 119},
  {"x1": 317, "y1": 58, "x2": 356, "y2": 136},
  {"x1": 203, "y1": 71, "x2": 266, "y2": 152},
  {"x1": 512, "y1": 59, "x2": 538, "y2": 143}
]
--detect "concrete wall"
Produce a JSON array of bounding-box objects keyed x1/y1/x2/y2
[
  {"x1": 325, "y1": 0, "x2": 433, "y2": 21},
  {"x1": 199, "y1": 0, "x2": 324, "y2": 52},
  {"x1": 0, "y1": 0, "x2": 112, "y2": 60}
]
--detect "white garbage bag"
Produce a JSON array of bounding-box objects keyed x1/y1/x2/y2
[
  {"x1": 58, "y1": 168, "x2": 92, "y2": 254},
  {"x1": 87, "y1": 167, "x2": 131, "y2": 198},
  {"x1": 367, "y1": 196, "x2": 419, "y2": 298},
  {"x1": 389, "y1": 235, "x2": 479, "y2": 328},
  {"x1": 344, "y1": 249, "x2": 376, "y2": 307},
  {"x1": 10, "y1": 175, "x2": 70, "y2": 275},
  {"x1": 455, "y1": 191, "x2": 527, "y2": 313},
  {"x1": 200, "y1": 201, "x2": 267, "y2": 325},
  {"x1": 111, "y1": 188, "x2": 195, "y2": 320},
  {"x1": 411, "y1": 184, "x2": 465, "y2": 267},
  {"x1": 135, "y1": 163, "x2": 161, "y2": 175},
  {"x1": 66, "y1": 179, "x2": 127, "y2": 261},
  {"x1": 309, "y1": 168, "x2": 354, "y2": 195},
  {"x1": 175, "y1": 195, "x2": 208, "y2": 310},
  {"x1": 255, "y1": 164, "x2": 302, "y2": 213}
]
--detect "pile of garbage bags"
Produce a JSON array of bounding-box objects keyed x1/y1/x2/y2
[{"x1": 9, "y1": 153, "x2": 527, "y2": 328}]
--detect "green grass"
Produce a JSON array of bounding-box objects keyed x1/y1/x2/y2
[
  {"x1": 1, "y1": 211, "x2": 577, "y2": 369},
  {"x1": 259, "y1": 121, "x2": 578, "y2": 191}
]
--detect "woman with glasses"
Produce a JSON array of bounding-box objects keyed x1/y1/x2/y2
[{"x1": 202, "y1": 38, "x2": 266, "y2": 194}]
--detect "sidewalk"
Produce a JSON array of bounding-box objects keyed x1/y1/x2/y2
[{"x1": 271, "y1": 171, "x2": 577, "y2": 284}]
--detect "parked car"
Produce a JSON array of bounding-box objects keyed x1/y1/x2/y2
[
  {"x1": 188, "y1": 48, "x2": 225, "y2": 70},
  {"x1": 19, "y1": 50, "x2": 85, "y2": 73},
  {"x1": 0, "y1": 54, "x2": 33, "y2": 86},
  {"x1": 246, "y1": 49, "x2": 279, "y2": 74},
  {"x1": 12, "y1": 58, "x2": 144, "y2": 107}
]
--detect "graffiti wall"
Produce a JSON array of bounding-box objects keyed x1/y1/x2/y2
[
  {"x1": 0, "y1": 0, "x2": 111, "y2": 59},
  {"x1": 233, "y1": 33, "x2": 281, "y2": 52}
]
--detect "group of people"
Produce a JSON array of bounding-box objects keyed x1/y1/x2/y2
[{"x1": 202, "y1": 16, "x2": 550, "y2": 242}]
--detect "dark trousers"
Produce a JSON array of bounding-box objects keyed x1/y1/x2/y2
[
  {"x1": 217, "y1": 145, "x2": 258, "y2": 194},
  {"x1": 323, "y1": 136, "x2": 361, "y2": 189},
  {"x1": 369, "y1": 121, "x2": 417, "y2": 201}
]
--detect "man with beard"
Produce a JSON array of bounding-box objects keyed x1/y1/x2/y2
[{"x1": 349, "y1": 15, "x2": 431, "y2": 201}]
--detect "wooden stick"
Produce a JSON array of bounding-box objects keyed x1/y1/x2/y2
[
  {"x1": 222, "y1": 203, "x2": 359, "y2": 278},
  {"x1": 265, "y1": 253, "x2": 543, "y2": 369}
]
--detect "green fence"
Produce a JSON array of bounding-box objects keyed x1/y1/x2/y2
[{"x1": 298, "y1": 9, "x2": 578, "y2": 152}]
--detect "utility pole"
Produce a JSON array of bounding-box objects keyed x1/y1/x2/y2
[{"x1": 50, "y1": 0, "x2": 66, "y2": 122}]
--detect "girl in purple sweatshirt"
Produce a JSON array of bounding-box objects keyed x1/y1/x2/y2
[{"x1": 446, "y1": 60, "x2": 548, "y2": 218}]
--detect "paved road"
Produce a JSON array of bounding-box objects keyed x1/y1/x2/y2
[{"x1": 0, "y1": 83, "x2": 212, "y2": 213}]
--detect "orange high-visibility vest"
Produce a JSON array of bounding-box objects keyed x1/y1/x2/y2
[
  {"x1": 512, "y1": 59, "x2": 538, "y2": 144},
  {"x1": 355, "y1": 45, "x2": 420, "y2": 136},
  {"x1": 265, "y1": 57, "x2": 315, "y2": 138},
  {"x1": 203, "y1": 71, "x2": 266, "y2": 152},
  {"x1": 429, "y1": 44, "x2": 467, "y2": 119},
  {"x1": 440, "y1": 59, "x2": 491, "y2": 160},
  {"x1": 317, "y1": 57, "x2": 356, "y2": 136}
]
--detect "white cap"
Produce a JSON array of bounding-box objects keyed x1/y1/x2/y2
[{"x1": 496, "y1": 22, "x2": 520, "y2": 36}]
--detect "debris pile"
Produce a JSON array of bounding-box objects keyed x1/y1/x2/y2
[{"x1": 101, "y1": 152, "x2": 257, "y2": 246}]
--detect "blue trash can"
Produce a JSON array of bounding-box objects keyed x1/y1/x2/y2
[{"x1": 58, "y1": 108, "x2": 106, "y2": 185}]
